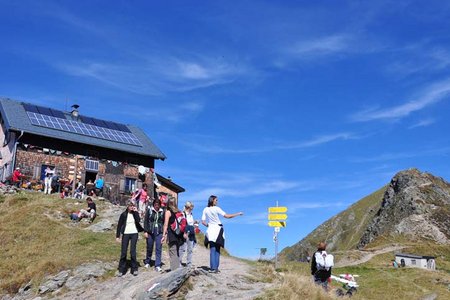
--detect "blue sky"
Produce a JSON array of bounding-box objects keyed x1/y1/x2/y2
[{"x1": 1, "y1": 1, "x2": 450, "y2": 259}]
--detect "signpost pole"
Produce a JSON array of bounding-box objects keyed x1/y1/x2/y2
[
  {"x1": 268, "y1": 202, "x2": 288, "y2": 270},
  {"x1": 274, "y1": 228, "x2": 278, "y2": 269}
]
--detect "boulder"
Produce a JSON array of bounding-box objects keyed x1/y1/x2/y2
[
  {"x1": 86, "y1": 219, "x2": 114, "y2": 232},
  {"x1": 65, "y1": 262, "x2": 114, "y2": 290},
  {"x1": 137, "y1": 267, "x2": 193, "y2": 299},
  {"x1": 38, "y1": 270, "x2": 70, "y2": 294}
]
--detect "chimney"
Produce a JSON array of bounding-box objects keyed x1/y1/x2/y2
[{"x1": 71, "y1": 104, "x2": 80, "y2": 118}]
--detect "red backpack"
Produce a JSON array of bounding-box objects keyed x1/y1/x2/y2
[{"x1": 170, "y1": 211, "x2": 187, "y2": 236}]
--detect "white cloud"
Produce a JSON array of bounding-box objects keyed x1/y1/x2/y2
[
  {"x1": 386, "y1": 46, "x2": 450, "y2": 77},
  {"x1": 350, "y1": 147, "x2": 450, "y2": 163},
  {"x1": 289, "y1": 34, "x2": 350, "y2": 57},
  {"x1": 351, "y1": 79, "x2": 450, "y2": 122},
  {"x1": 118, "y1": 100, "x2": 204, "y2": 123},
  {"x1": 187, "y1": 179, "x2": 301, "y2": 202},
  {"x1": 177, "y1": 62, "x2": 211, "y2": 80},
  {"x1": 183, "y1": 132, "x2": 357, "y2": 154},
  {"x1": 57, "y1": 56, "x2": 247, "y2": 95},
  {"x1": 408, "y1": 118, "x2": 435, "y2": 129}
]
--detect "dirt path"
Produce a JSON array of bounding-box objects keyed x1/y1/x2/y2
[
  {"x1": 336, "y1": 245, "x2": 405, "y2": 267},
  {"x1": 57, "y1": 243, "x2": 271, "y2": 300},
  {"x1": 184, "y1": 246, "x2": 271, "y2": 300}
]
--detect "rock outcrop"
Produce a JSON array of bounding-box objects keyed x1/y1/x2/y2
[
  {"x1": 358, "y1": 169, "x2": 450, "y2": 248},
  {"x1": 281, "y1": 168, "x2": 450, "y2": 262}
]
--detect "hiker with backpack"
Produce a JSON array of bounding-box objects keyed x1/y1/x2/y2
[
  {"x1": 161, "y1": 197, "x2": 186, "y2": 271},
  {"x1": 179, "y1": 201, "x2": 197, "y2": 267},
  {"x1": 311, "y1": 242, "x2": 334, "y2": 291},
  {"x1": 143, "y1": 198, "x2": 165, "y2": 272},
  {"x1": 201, "y1": 195, "x2": 243, "y2": 273}
]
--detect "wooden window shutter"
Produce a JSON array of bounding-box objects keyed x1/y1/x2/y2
[
  {"x1": 33, "y1": 166, "x2": 41, "y2": 180},
  {"x1": 136, "y1": 180, "x2": 143, "y2": 190},
  {"x1": 119, "y1": 178, "x2": 125, "y2": 193}
]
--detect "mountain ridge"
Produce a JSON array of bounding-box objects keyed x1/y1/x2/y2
[{"x1": 280, "y1": 168, "x2": 450, "y2": 262}]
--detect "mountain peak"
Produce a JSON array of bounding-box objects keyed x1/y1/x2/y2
[
  {"x1": 280, "y1": 169, "x2": 450, "y2": 262},
  {"x1": 358, "y1": 168, "x2": 450, "y2": 248}
]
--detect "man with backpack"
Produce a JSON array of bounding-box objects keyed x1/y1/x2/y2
[{"x1": 311, "y1": 242, "x2": 334, "y2": 291}]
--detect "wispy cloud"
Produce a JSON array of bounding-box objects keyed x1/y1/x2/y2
[
  {"x1": 288, "y1": 34, "x2": 351, "y2": 57},
  {"x1": 183, "y1": 132, "x2": 357, "y2": 154},
  {"x1": 117, "y1": 101, "x2": 204, "y2": 123},
  {"x1": 386, "y1": 46, "x2": 450, "y2": 77},
  {"x1": 57, "y1": 57, "x2": 248, "y2": 95},
  {"x1": 187, "y1": 179, "x2": 301, "y2": 203},
  {"x1": 351, "y1": 79, "x2": 450, "y2": 122},
  {"x1": 408, "y1": 118, "x2": 436, "y2": 129},
  {"x1": 350, "y1": 147, "x2": 450, "y2": 163}
]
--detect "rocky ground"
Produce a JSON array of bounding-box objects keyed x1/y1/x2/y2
[
  {"x1": 4, "y1": 198, "x2": 272, "y2": 300},
  {"x1": 54, "y1": 245, "x2": 271, "y2": 300}
]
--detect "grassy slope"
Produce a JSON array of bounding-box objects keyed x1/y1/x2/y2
[
  {"x1": 273, "y1": 181, "x2": 450, "y2": 299},
  {"x1": 281, "y1": 186, "x2": 387, "y2": 261},
  {"x1": 0, "y1": 192, "x2": 128, "y2": 294},
  {"x1": 257, "y1": 242, "x2": 450, "y2": 300},
  {"x1": 0, "y1": 191, "x2": 219, "y2": 295}
]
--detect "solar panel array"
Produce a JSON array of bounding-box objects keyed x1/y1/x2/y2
[{"x1": 23, "y1": 104, "x2": 142, "y2": 147}]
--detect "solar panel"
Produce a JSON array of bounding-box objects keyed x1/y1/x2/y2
[
  {"x1": 23, "y1": 103, "x2": 39, "y2": 113},
  {"x1": 103, "y1": 120, "x2": 120, "y2": 131},
  {"x1": 115, "y1": 123, "x2": 131, "y2": 133},
  {"x1": 26, "y1": 112, "x2": 142, "y2": 147},
  {"x1": 92, "y1": 118, "x2": 108, "y2": 128},
  {"x1": 23, "y1": 103, "x2": 66, "y2": 119},
  {"x1": 50, "y1": 109, "x2": 65, "y2": 119},
  {"x1": 36, "y1": 106, "x2": 53, "y2": 116},
  {"x1": 79, "y1": 115, "x2": 131, "y2": 133}
]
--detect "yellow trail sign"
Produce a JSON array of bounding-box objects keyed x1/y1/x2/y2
[
  {"x1": 268, "y1": 207, "x2": 288, "y2": 213},
  {"x1": 268, "y1": 221, "x2": 286, "y2": 227},
  {"x1": 268, "y1": 214, "x2": 288, "y2": 221}
]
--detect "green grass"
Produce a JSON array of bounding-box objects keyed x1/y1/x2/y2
[
  {"x1": 0, "y1": 191, "x2": 137, "y2": 294},
  {"x1": 0, "y1": 191, "x2": 232, "y2": 295},
  {"x1": 259, "y1": 241, "x2": 450, "y2": 300},
  {"x1": 281, "y1": 185, "x2": 387, "y2": 261}
]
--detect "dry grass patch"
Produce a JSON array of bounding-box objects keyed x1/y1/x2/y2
[
  {"x1": 256, "y1": 273, "x2": 335, "y2": 300},
  {"x1": 0, "y1": 192, "x2": 129, "y2": 294}
]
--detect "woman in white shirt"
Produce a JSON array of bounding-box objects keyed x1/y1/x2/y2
[
  {"x1": 179, "y1": 201, "x2": 196, "y2": 266},
  {"x1": 201, "y1": 195, "x2": 243, "y2": 273}
]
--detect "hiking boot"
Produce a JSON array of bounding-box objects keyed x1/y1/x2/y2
[
  {"x1": 155, "y1": 266, "x2": 162, "y2": 272},
  {"x1": 132, "y1": 271, "x2": 138, "y2": 276},
  {"x1": 145, "y1": 264, "x2": 150, "y2": 269},
  {"x1": 117, "y1": 272, "x2": 124, "y2": 277}
]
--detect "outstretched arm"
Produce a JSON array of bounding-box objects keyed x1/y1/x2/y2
[{"x1": 224, "y1": 212, "x2": 243, "y2": 219}]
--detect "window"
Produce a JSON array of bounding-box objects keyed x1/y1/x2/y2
[
  {"x1": 411, "y1": 259, "x2": 416, "y2": 265},
  {"x1": 85, "y1": 159, "x2": 99, "y2": 172},
  {"x1": 125, "y1": 177, "x2": 136, "y2": 193}
]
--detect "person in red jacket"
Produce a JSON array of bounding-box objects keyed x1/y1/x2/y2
[{"x1": 12, "y1": 168, "x2": 23, "y2": 187}]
